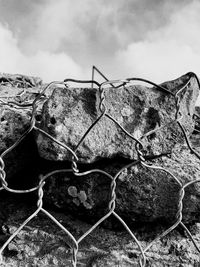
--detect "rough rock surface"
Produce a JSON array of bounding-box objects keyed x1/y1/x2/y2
[
  {"x1": 194, "y1": 106, "x2": 200, "y2": 133},
  {"x1": 0, "y1": 73, "x2": 42, "y2": 183},
  {"x1": 0, "y1": 196, "x2": 200, "y2": 267},
  {"x1": 195, "y1": 106, "x2": 200, "y2": 116},
  {"x1": 0, "y1": 72, "x2": 200, "y2": 266},
  {"x1": 36, "y1": 73, "x2": 199, "y2": 162},
  {"x1": 192, "y1": 106, "x2": 200, "y2": 150},
  {"x1": 33, "y1": 73, "x2": 200, "y2": 224},
  {"x1": 0, "y1": 72, "x2": 42, "y2": 88},
  {"x1": 1, "y1": 73, "x2": 200, "y2": 224},
  {"x1": 43, "y1": 145, "x2": 200, "y2": 225}
]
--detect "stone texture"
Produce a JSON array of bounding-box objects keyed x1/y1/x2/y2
[
  {"x1": 36, "y1": 73, "x2": 199, "y2": 163},
  {"x1": 0, "y1": 74, "x2": 42, "y2": 184},
  {"x1": 42, "y1": 145, "x2": 200, "y2": 225},
  {"x1": 0, "y1": 73, "x2": 43, "y2": 153},
  {"x1": 1, "y1": 196, "x2": 200, "y2": 267},
  {"x1": 0, "y1": 73, "x2": 42, "y2": 88},
  {"x1": 191, "y1": 106, "x2": 200, "y2": 149},
  {"x1": 1, "y1": 72, "x2": 200, "y2": 224},
  {"x1": 33, "y1": 73, "x2": 200, "y2": 224},
  {"x1": 0, "y1": 72, "x2": 200, "y2": 266},
  {"x1": 194, "y1": 106, "x2": 200, "y2": 132},
  {"x1": 195, "y1": 106, "x2": 200, "y2": 116}
]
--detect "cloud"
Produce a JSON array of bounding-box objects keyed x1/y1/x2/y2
[
  {"x1": 0, "y1": 22, "x2": 84, "y2": 81},
  {"x1": 0, "y1": 0, "x2": 193, "y2": 68},
  {"x1": 0, "y1": 23, "x2": 21, "y2": 71},
  {"x1": 114, "y1": 0, "x2": 200, "y2": 105},
  {"x1": 115, "y1": 1, "x2": 200, "y2": 78},
  {"x1": 0, "y1": 0, "x2": 200, "y2": 105}
]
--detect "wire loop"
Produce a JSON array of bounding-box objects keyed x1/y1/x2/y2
[{"x1": 0, "y1": 69, "x2": 200, "y2": 266}]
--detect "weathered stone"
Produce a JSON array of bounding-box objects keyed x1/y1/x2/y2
[
  {"x1": 0, "y1": 72, "x2": 42, "y2": 88},
  {"x1": 32, "y1": 73, "x2": 200, "y2": 224},
  {"x1": 0, "y1": 74, "x2": 42, "y2": 183},
  {"x1": 1, "y1": 195, "x2": 200, "y2": 267},
  {"x1": 0, "y1": 72, "x2": 200, "y2": 266},
  {"x1": 191, "y1": 106, "x2": 200, "y2": 149},
  {"x1": 194, "y1": 106, "x2": 200, "y2": 133},
  {"x1": 195, "y1": 106, "x2": 200, "y2": 116},
  {"x1": 36, "y1": 73, "x2": 199, "y2": 163},
  {"x1": 42, "y1": 145, "x2": 200, "y2": 225}
]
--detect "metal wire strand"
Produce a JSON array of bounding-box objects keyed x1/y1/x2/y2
[{"x1": 0, "y1": 69, "x2": 200, "y2": 267}]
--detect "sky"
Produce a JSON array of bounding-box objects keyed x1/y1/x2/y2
[{"x1": 0, "y1": 0, "x2": 200, "y2": 104}]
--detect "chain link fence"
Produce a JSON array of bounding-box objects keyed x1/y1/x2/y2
[{"x1": 0, "y1": 69, "x2": 200, "y2": 266}]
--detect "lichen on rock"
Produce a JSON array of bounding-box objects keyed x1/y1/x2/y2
[{"x1": 35, "y1": 73, "x2": 198, "y2": 163}]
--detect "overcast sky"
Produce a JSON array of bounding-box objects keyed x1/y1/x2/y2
[{"x1": 0, "y1": 0, "x2": 200, "y2": 104}]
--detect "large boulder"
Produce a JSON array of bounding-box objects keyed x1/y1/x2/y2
[
  {"x1": 0, "y1": 73, "x2": 200, "y2": 267},
  {"x1": 1, "y1": 72, "x2": 200, "y2": 224},
  {"x1": 34, "y1": 73, "x2": 200, "y2": 224},
  {"x1": 36, "y1": 73, "x2": 198, "y2": 162}
]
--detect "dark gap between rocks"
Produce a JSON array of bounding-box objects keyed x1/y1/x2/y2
[{"x1": 0, "y1": 140, "x2": 176, "y2": 233}]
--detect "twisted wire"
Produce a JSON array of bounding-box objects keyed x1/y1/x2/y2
[{"x1": 0, "y1": 70, "x2": 199, "y2": 266}]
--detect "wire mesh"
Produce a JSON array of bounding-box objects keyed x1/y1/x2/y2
[{"x1": 0, "y1": 69, "x2": 200, "y2": 266}]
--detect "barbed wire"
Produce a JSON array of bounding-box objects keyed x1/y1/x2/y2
[{"x1": 0, "y1": 70, "x2": 200, "y2": 266}]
